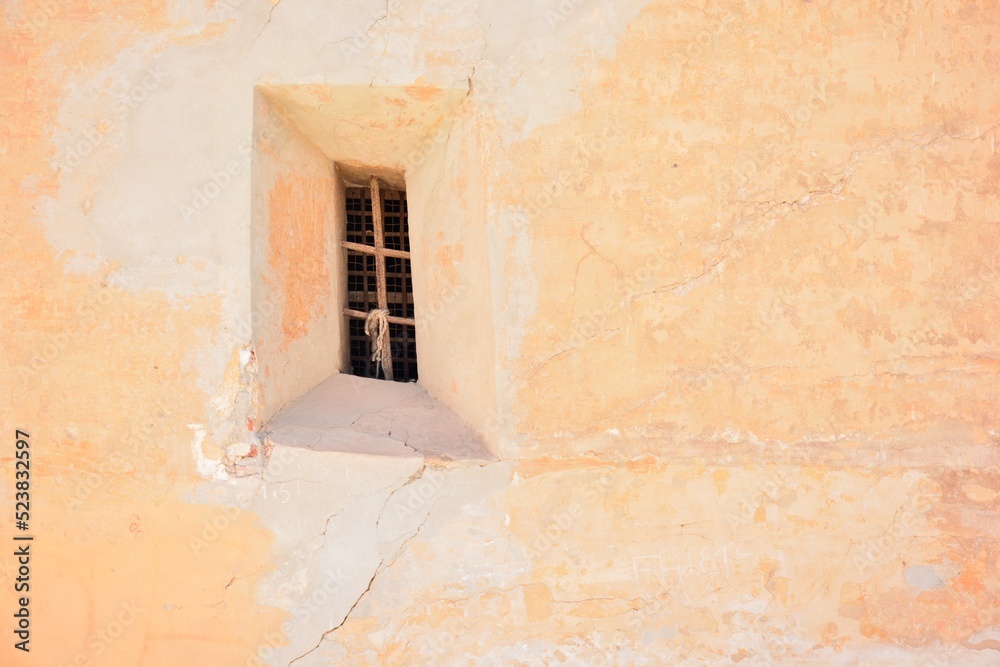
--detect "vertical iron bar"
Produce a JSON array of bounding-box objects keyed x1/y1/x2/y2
[{"x1": 370, "y1": 176, "x2": 393, "y2": 380}]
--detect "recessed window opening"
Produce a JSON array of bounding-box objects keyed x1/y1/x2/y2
[{"x1": 343, "y1": 176, "x2": 418, "y2": 382}]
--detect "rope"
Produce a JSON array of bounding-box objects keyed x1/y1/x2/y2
[{"x1": 364, "y1": 308, "x2": 394, "y2": 381}]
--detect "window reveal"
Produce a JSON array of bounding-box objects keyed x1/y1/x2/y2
[{"x1": 343, "y1": 176, "x2": 418, "y2": 382}]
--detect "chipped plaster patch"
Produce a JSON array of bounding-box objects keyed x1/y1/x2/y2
[{"x1": 190, "y1": 423, "x2": 228, "y2": 480}]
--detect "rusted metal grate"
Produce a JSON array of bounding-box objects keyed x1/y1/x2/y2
[{"x1": 344, "y1": 177, "x2": 417, "y2": 382}]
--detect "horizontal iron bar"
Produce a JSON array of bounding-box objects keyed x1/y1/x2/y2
[{"x1": 341, "y1": 240, "x2": 411, "y2": 259}]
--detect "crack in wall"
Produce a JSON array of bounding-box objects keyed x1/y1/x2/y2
[
  {"x1": 369, "y1": 0, "x2": 391, "y2": 87},
  {"x1": 252, "y1": 0, "x2": 284, "y2": 48},
  {"x1": 287, "y1": 462, "x2": 435, "y2": 665},
  {"x1": 223, "y1": 474, "x2": 413, "y2": 611}
]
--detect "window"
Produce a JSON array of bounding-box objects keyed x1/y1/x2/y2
[
  {"x1": 249, "y1": 86, "x2": 498, "y2": 458},
  {"x1": 343, "y1": 176, "x2": 418, "y2": 382}
]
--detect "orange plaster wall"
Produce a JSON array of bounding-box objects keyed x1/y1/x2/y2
[
  {"x1": 266, "y1": 173, "x2": 334, "y2": 350},
  {"x1": 1, "y1": 2, "x2": 286, "y2": 665},
  {"x1": 250, "y1": 92, "x2": 346, "y2": 423},
  {"x1": 2, "y1": 0, "x2": 1000, "y2": 664},
  {"x1": 494, "y1": 1, "x2": 1000, "y2": 456}
]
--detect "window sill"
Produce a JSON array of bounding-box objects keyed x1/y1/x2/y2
[{"x1": 261, "y1": 373, "x2": 494, "y2": 463}]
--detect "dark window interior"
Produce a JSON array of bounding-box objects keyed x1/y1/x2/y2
[{"x1": 344, "y1": 183, "x2": 417, "y2": 382}]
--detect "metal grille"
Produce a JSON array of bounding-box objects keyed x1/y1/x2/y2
[{"x1": 344, "y1": 178, "x2": 417, "y2": 382}]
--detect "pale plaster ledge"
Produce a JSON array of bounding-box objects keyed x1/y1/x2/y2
[{"x1": 261, "y1": 373, "x2": 494, "y2": 464}]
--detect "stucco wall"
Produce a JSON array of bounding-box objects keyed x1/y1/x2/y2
[
  {"x1": 489, "y1": 3, "x2": 1000, "y2": 460},
  {"x1": 251, "y1": 88, "x2": 345, "y2": 424},
  {"x1": 2, "y1": 0, "x2": 998, "y2": 665}
]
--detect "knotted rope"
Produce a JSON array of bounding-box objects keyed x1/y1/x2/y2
[{"x1": 364, "y1": 308, "x2": 394, "y2": 381}]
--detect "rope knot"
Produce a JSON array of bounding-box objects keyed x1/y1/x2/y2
[{"x1": 364, "y1": 308, "x2": 393, "y2": 381}]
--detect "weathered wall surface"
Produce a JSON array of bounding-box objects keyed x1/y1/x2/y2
[
  {"x1": 493, "y1": 2, "x2": 1000, "y2": 457},
  {"x1": 407, "y1": 105, "x2": 500, "y2": 451},
  {"x1": 251, "y1": 88, "x2": 345, "y2": 424},
  {"x1": 1, "y1": 0, "x2": 998, "y2": 665}
]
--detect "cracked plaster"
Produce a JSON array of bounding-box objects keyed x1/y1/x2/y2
[{"x1": 3, "y1": 0, "x2": 1000, "y2": 665}]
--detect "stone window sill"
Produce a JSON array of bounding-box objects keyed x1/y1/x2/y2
[{"x1": 261, "y1": 373, "x2": 494, "y2": 464}]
